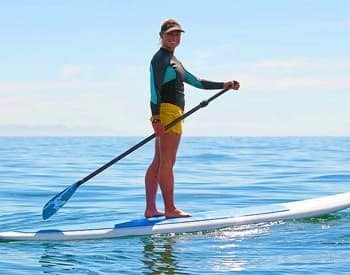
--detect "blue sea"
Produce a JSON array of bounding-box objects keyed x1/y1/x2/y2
[{"x1": 0, "y1": 136, "x2": 349, "y2": 274}]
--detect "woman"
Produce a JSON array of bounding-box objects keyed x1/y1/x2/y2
[{"x1": 145, "y1": 19, "x2": 240, "y2": 219}]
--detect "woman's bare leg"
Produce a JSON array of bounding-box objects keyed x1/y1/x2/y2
[
  {"x1": 144, "y1": 138, "x2": 164, "y2": 218},
  {"x1": 159, "y1": 133, "x2": 191, "y2": 218}
]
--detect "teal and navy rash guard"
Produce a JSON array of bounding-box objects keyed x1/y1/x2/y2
[{"x1": 150, "y1": 48, "x2": 224, "y2": 116}]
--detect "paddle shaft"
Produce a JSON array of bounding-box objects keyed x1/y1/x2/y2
[{"x1": 76, "y1": 88, "x2": 230, "y2": 187}]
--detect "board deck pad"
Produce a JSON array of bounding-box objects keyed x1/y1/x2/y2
[{"x1": 116, "y1": 204, "x2": 288, "y2": 228}]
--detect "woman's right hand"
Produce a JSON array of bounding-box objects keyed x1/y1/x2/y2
[{"x1": 151, "y1": 116, "x2": 165, "y2": 136}]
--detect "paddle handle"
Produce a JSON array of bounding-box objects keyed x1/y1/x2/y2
[{"x1": 76, "y1": 88, "x2": 230, "y2": 186}]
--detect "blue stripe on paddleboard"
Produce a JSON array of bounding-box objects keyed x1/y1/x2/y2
[
  {"x1": 36, "y1": 229, "x2": 64, "y2": 234},
  {"x1": 26, "y1": 229, "x2": 66, "y2": 237},
  {"x1": 115, "y1": 204, "x2": 288, "y2": 229}
]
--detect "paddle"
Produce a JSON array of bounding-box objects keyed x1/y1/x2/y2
[{"x1": 42, "y1": 88, "x2": 231, "y2": 220}]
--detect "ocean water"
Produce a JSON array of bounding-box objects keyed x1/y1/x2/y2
[{"x1": 0, "y1": 136, "x2": 349, "y2": 274}]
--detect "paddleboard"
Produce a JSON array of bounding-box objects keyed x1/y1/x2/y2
[{"x1": 1, "y1": 192, "x2": 349, "y2": 241}]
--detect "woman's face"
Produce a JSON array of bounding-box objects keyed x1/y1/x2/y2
[{"x1": 160, "y1": 31, "x2": 182, "y2": 51}]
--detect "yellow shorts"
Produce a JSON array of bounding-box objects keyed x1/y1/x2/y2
[{"x1": 159, "y1": 103, "x2": 183, "y2": 135}]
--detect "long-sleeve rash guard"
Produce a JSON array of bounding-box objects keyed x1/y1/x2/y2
[{"x1": 150, "y1": 48, "x2": 224, "y2": 116}]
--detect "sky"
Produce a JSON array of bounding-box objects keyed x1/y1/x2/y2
[{"x1": 1, "y1": 0, "x2": 349, "y2": 136}]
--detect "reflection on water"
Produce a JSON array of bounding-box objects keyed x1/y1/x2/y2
[
  {"x1": 139, "y1": 224, "x2": 274, "y2": 273},
  {"x1": 33, "y1": 223, "x2": 275, "y2": 274},
  {"x1": 142, "y1": 235, "x2": 180, "y2": 274},
  {"x1": 35, "y1": 227, "x2": 264, "y2": 274},
  {"x1": 37, "y1": 237, "x2": 184, "y2": 274}
]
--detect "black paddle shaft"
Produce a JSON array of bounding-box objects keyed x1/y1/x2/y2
[{"x1": 76, "y1": 88, "x2": 230, "y2": 187}]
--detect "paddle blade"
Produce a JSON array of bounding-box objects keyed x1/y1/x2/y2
[{"x1": 42, "y1": 182, "x2": 79, "y2": 220}]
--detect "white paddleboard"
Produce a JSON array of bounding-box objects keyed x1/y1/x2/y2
[{"x1": 1, "y1": 192, "x2": 349, "y2": 241}]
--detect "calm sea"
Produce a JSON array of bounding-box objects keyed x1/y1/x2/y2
[{"x1": 0, "y1": 137, "x2": 349, "y2": 274}]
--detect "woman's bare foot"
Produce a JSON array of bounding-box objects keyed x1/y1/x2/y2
[
  {"x1": 144, "y1": 209, "x2": 165, "y2": 218},
  {"x1": 165, "y1": 208, "x2": 192, "y2": 219}
]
